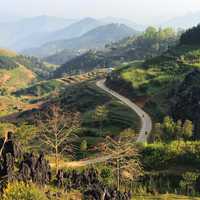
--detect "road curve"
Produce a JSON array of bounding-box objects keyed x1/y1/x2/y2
[
  {"x1": 53, "y1": 79, "x2": 152, "y2": 168},
  {"x1": 96, "y1": 79, "x2": 152, "y2": 142}
]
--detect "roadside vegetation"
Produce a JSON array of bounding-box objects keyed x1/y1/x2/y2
[{"x1": 1, "y1": 25, "x2": 200, "y2": 199}]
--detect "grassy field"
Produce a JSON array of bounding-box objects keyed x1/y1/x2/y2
[
  {"x1": 113, "y1": 61, "x2": 175, "y2": 121},
  {"x1": 14, "y1": 79, "x2": 66, "y2": 101},
  {"x1": 55, "y1": 82, "x2": 140, "y2": 158},
  {"x1": 0, "y1": 96, "x2": 26, "y2": 116},
  {"x1": 0, "y1": 65, "x2": 36, "y2": 92}
]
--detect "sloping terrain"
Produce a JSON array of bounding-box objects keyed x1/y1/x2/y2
[
  {"x1": 106, "y1": 38, "x2": 200, "y2": 135},
  {"x1": 53, "y1": 27, "x2": 178, "y2": 76},
  {"x1": 0, "y1": 15, "x2": 76, "y2": 50},
  {"x1": 43, "y1": 49, "x2": 83, "y2": 65},
  {"x1": 24, "y1": 23, "x2": 137, "y2": 58},
  {"x1": 0, "y1": 48, "x2": 54, "y2": 117}
]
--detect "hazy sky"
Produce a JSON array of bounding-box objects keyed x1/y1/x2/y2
[{"x1": 1, "y1": 0, "x2": 200, "y2": 24}]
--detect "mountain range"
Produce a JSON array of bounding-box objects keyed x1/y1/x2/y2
[
  {"x1": 0, "y1": 15, "x2": 76, "y2": 50},
  {"x1": 24, "y1": 23, "x2": 137, "y2": 57},
  {"x1": 0, "y1": 16, "x2": 142, "y2": 52}
]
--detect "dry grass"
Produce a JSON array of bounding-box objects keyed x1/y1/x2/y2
[
  {"x1": 0, "y1": 48, "x2": 17, "y2": 57},
  {"x1": 0, "y1": 65, "x2": 36, "y2": 92}
]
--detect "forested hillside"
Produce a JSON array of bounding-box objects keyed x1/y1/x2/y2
[
  {"x1": 24, "y1": 23, "x2": 137, "y2": 58},
  {"x1": 53, "y1": 27, "x2": 179, "y2": 77},
  {"x1": 107, "y1": 24, "x2": 200, "y2": 136},
  {"x1": 2, "y1": 12, "x2": 200, "y2": 199}
]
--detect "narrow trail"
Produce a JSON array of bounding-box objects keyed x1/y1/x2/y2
[{"x1": 52, "y1": 79, "x2": 152, "y2": 168}]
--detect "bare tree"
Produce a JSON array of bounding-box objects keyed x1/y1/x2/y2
[
  {"x1": 36, "y1": 104, "x2": 80, "y2": 173},
  {"x1": 103, "y1": 131, "x2": 143, "y2": 190}
]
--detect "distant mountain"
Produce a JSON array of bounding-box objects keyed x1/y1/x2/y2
[
  {"x1": 101, "y1": 17, "x2": 146, "y2": 31},
  {"x1": 13, "y1": 17, "x2": 103, "y2": 51},
  {"x1": 162, "y1": 12, "x2": 200, "y2": 29},
  {"x1": 49, "y1": 17, "x2": 103, "y2": 41},
  {"x1": 0, "y1": 15, "x2": 76, "y2": 50},
  {"x1": 24, "y1": 23, "x2": 137, "y2": 57}
]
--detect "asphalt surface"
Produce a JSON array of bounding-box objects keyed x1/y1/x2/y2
[
  {"x1": 96, "y1": 79, "x2": 152, "y2": 142},
  {"x1": 60, "y1": 79, "x2": 152, "y2": 168}
]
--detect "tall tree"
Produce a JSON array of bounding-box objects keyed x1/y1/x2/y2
[
  {"x1": 182, "y1": 120, "x2": 193, "y2": 140},
  {"x1": 103, "y1": 133, "x2": 143, "y2": 190},
  {"x1": 36, "y1": 105, "x2": 80, "y2": 173}
]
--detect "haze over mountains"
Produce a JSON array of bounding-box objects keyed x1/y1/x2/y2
[
  {"x1": 1, "y1": 12, "x2": 200, "y2": 59},
  {"x1": 0, "y1": 16, "x2": 141, "y2": 52},
  {"x1": 161, "y1": 11, "x2": 200, "y2": 29},
  {"x1": 24, "y1": 23, "x2": 137, "y2": 58},
  {"x1": 0, "y1": 15, "x2": 76, "y2": 49}
]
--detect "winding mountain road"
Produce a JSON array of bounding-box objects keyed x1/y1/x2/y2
[
  {"x1": 56, "y1": 79, "x2": 152, "y2": 168},
  {"x1": 96, "y1": 79, "x2": 152, "y2": 142}
]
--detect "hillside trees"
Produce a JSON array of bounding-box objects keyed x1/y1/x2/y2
[
  {"x1": 0, "y1": 56, "x2": 18, "y2": 70},
  {"x1": 180, "y1": 24, "x2": 200, "y2": 45},
  {"x1": 103, "y1": 133, "x2": 143, "y2": 190},
  {"x1": 36, "y1": 105, "x2": 80, "y2": 173},
  {"x1": 135, "y1": 27, "x2": 177, "y2": 56},
  {"x1": 172, "y1": 69, "x2": 200, "y2": 136},
  {"x1": 153, "y1": 116, "x2": 193, "y2": 141},
  {"x1": 93, "y1": 105, "x2": 109, "y2": 135}
]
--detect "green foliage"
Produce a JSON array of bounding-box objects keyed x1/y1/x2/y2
[
  {"x1": 0, "y1": 122, "x2": 16, "y2": 137},
  {"x1": 180, "y1": 172, "x2": 199, "y2": 195},
  {"x1": 152, "y1": 116, "x2": 194, "y2": 142},
  {"x1": 93, "y1": 105, "x2": 109, "y2": 122},
  {"x1": 15, "y1": 123, "x2": 38, "y2": 151},
  {"x1": 79, "y1": 139, "x2": 88, "y2": 158},
  {"x1": 80, "y1": 139, "x2": 88, "y2": 151},
  {"x1": 180, "y1": 24, "x2": 200, "y2": 45},
  {"x1": 100, "y1": 167, "x2": 114, "y2": 185},
  {"x1": 182, "y1": 120, "x2": 193, "y2": 139},
  {"x1": 0, "y1": 122, "x2": 37, "y2": 151},
  {"x1": 53, "y1": 26, "x2": 178, "y2": 77},
  {"x1": 14, "y1": 55, "x2": 53, "y2": 78},
  {"x1": 2, "y1": 182, "x2": 47, "y2": 200},
  {"x1": 162, "y1": 116, "x2": 176, "y2": 139},
  {"x1": 0, "y1": 56, "x2": 18, "y2": 70},
  {"x1": 14, "y1": 79, "x2": 66, "y2": 98},
  {"x1": 141, "y1": 141, "x2": 200, "y2": 170}
]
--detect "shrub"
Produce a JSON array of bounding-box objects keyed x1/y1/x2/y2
[
  {"x1": 100, "y1": 167, "x2": 114, "y2": 185},
  {"x1": 2, "y1": 182, "x2": 47, "y2": 200}
]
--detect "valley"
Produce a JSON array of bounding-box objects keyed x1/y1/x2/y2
[{"x1": 1, "y1": 9, "x2": 200, "y2": 200}]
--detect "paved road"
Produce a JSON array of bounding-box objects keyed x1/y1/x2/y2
[
  {"x1": 56, "y1": 79, "x2": 152, "y2": 168},
  {"x1": 96, "y1": 79, "x2": 152, "y2": 142}
]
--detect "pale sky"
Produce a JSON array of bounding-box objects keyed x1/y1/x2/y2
[{"x1": 1, "y1": 0, "x2": 200, "y2": 24}]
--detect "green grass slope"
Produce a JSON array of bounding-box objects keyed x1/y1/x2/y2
[{"x1": 107, "y1": 43, "x2": 200, "y2": 133}]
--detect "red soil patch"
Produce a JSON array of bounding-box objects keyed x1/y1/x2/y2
[{"x1": 133, "y1": 96, "x2": 150, "y2": 108}]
